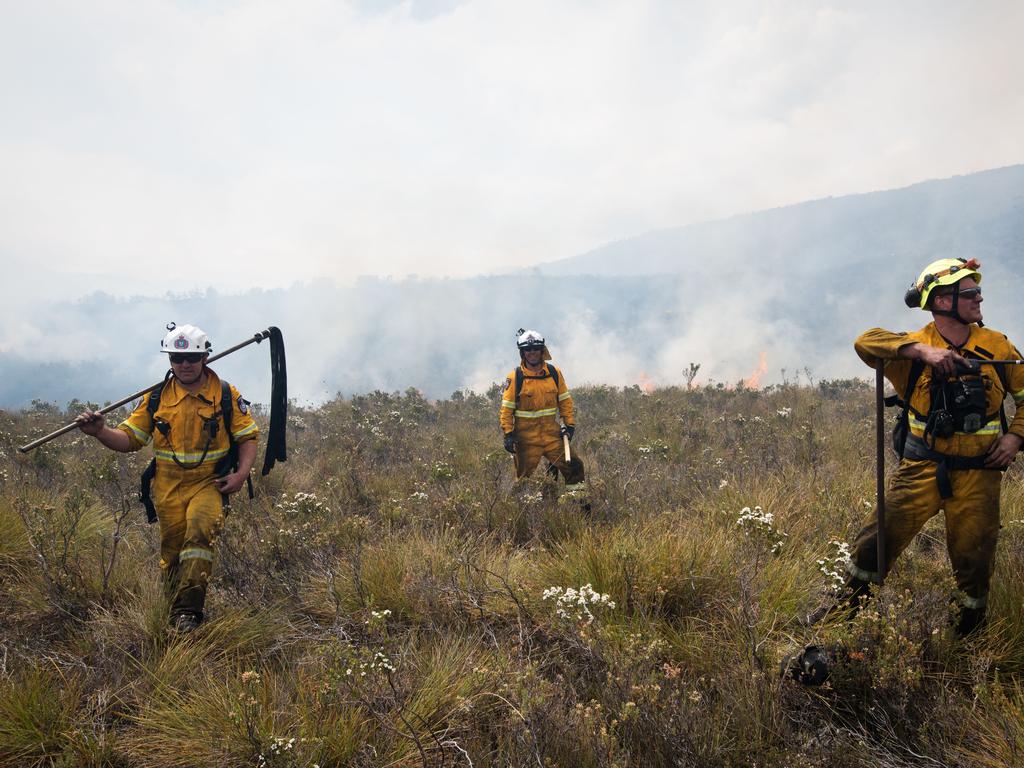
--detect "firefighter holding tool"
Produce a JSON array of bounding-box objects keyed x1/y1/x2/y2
[
  {"x1": 75, "y1": 323, "x2": 259, "y2": 633},
  {"x1": 837, "y1": 258, "x2": 1024, "y2": 636},
  {"x1": 499, "y1": 329, "x2": 586, "y2": 492}
]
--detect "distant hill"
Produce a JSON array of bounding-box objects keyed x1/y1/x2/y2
[
  {"x1": 537, "y1": 164, "x2": 1024, "y2": 279},
  {"x1": 3, "y1": 166, "x2": 1023, "y2": 409}
]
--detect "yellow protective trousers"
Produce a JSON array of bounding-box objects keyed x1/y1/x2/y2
[
  {"x1": 513, "y1": 426, "x2": 585, "y2": 487},
  {"x1": 848, "y1": 458, "x2": 1001, "y2": 611},
  {"x1": 153, "y1": 468, "x2": 226, "y2": 621}
]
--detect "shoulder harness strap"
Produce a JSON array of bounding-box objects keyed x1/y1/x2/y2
[
  {"x1": 146, "y1": 371, "x2": 173, "y2": 416},
  {"x1": 882, "y1": 359, "x2": 925, "y2": 411},
  {"x1": 216, "y1": 379, "x2": 253, "y2": 499},
  {"x1": 884, "y1": 359, "x2": 925, "y2": 459},
  {"x1": 140, "y1": 371, "x2": 172, "y2": 525},
  {"x1": 221, "y1": 379, "x2": 233, "y2": 438},
  {"x1": 991, "y1": 361, "x2": 1010, "y2": 433}
]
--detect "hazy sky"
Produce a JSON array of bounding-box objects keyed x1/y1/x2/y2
[{"x1": 3, "y1": 0, "x2": 1022, "y2": 296}]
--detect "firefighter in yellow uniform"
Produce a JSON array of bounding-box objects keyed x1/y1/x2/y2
[
  {"x1": 76, "y1": 323, "x2": 258, "y2": 633},
  {"x1": 843, "y1": 258, "x2": 1024, "y2": 635},
  {"x1": 500, "y1": 329, "x2": 585, "y2": 490}
]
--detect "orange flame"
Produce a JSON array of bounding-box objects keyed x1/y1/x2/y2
[
  {"x1": 743, "y1": 351, "x2": 768, "y2": 389},
  {"x1": 635, "y1": 371, "x2": 655, "y2": 395}
]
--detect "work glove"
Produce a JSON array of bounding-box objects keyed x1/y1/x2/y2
[
  {"x1": 561, "y1": 425, "x2": 575, "y2": 441},
  {"x1": 504, "y1": 433, "x2": 516, "y2": 453}
]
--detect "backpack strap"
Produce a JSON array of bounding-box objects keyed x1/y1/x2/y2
[
  {"x1": 221, "y1": 379, "x2": 233, "y2": 437},
  {"x1": 146, "y1": 371, "x2": 172, "y2": 416},
  {"x1": 991, "y1": 361, "x2": 1010, "y2": 433},
  {"x1": 216, "y1": 378, "x2": 253, "y2": 500},
  {"x1": 139, "y1": 372, "x2": 171, "y2": 525},
  {"x1": 139, "y1": 460, "x2": 158, "y2": 524},
  {"x1": 882, "y1": 359, "x2": 924, "y2": 408},
  {"x1": 885, "y1": 358, "x2": 925, "y2": 459},
  {"x1": 214, "y1": 378, "x2": 237, "y2": 474},
  {"x1": 547, "y1": 363, "x2": 559, "y2": 388},
  {"x1": 903, "y1": 359, "x2": 925, "y2": 416}
]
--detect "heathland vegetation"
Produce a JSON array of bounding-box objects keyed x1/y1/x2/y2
[{"x1": 3, "y1": 379, "x2": 1024, "y2": 767}]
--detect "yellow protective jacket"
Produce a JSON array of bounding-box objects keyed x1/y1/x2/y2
[
  {"x1": 118, "y1": 368, "x2": 259, "y2": 474},
  {"x1": 499, "y1": 364, "x2": 574, "y2": 436},
  {"x1": 855, "y1": 323, "x2": 1024, "y2": 457}
]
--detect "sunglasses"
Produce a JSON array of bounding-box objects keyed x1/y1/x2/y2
[
  {"x1": 169, "y1": 353, "x2": 205, "y2": 364},
  {"x1": 957, "y1": 287, "x2": 982, "y2": 300}
]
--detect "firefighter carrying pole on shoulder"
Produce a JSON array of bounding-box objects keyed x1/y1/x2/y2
[
  {"x1": 71, "y1": 323, "x2": 287, "y2": 634},
  {"x1": 500, "y1": 329, "x2": 587, "y2": 500}
]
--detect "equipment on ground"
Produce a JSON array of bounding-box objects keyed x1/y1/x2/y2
[{"x1": 781, "y1": 644, "x2": 830, "y2": 686}]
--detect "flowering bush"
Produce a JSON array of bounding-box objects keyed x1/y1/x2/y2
[
  {"x1": 542, "y1": 584, "x2": 616, "y2": 625},
  {"x1": 735, "y1": 505, "x2": 787, "y2": 554},
  {"x1": 817, "y1": 540, "x2": 853, "y2": 593},
  {"x1": 276, "y1": 491, "x2": 330, "y2": 517}
]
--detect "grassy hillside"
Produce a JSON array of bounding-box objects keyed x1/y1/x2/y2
[{"x1": 3, "y1": 381, "x2": 1024, "y2": 767}]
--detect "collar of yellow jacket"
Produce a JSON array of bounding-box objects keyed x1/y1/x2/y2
[
  {"x1": 519, "y1": 363, "x2": 556, "y2": 378},
  {"x1": 157, "y1": 368, "x2": 223, "y2": 407},
  {"x1": 921, "y1": 320, "x2": 977, "y2": 349}
]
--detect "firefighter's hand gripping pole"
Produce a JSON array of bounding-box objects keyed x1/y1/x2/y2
[
  {"x1": 875, "y1": 362, "x2": 887, "y2": 582},
  {"x1": 18, "y1": 329, "x2": 275, "y2": 454}
]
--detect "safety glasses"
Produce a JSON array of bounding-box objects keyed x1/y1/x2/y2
[
  {"x1": 934, "y1": 286, "x2": 981, "y2": 303},
  {"x1": 169, "y1": 353, "x2": 205, "y2": 364}
]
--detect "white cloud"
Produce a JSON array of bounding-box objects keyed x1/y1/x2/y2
[{"x1": 0, "y1": 0, "x2": 1022, "y2": 304}]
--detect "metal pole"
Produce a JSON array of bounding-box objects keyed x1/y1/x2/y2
[
  {"x1": 875, "y1": 362, "x2": 887, "y2": 582},
  {"x1": 18, "y1": 329, "x2": 272, "y2": 453}
]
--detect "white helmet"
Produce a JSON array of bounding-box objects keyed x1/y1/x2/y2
[
  {"x1": 160, "y1": 322, "x2": 212, "y2": 354},
  {"x1": 516, "y1": 328, "x2": 545, "y2": 349},
  {"x1": 516, "y1": 328, "x2": 551, "y2": 360}
]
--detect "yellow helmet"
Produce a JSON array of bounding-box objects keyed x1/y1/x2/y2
[{"x1": 904, "y1": 258, "x2": 981, "y2": 309}]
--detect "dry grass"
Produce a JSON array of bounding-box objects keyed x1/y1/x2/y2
[{"x1": 1, "y1": 380, "x2": 1023, "y2": 766}]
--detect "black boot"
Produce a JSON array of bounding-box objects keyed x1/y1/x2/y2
[{"x1": 956, "y1": 605, "x2": 986, "y2": 637}]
